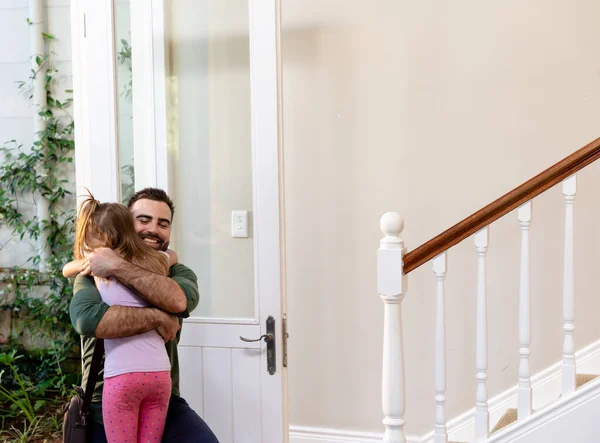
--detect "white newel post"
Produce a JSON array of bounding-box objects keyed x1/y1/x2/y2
[
  {"x1": 474, "y1": 228, "x2": 489, "y2": 442},
  {"x1": 562, "y1": 175, "x2": 576, "y2": 395},
  {"x1": 378, "y1": 213, "x2": 407, "y2": 443},
  {"x1": 433, "y1": 253, "x2": 448, "y2": 443},
  {"x1": 517, "y1": 202, "x2": 532, "y2": 418}
]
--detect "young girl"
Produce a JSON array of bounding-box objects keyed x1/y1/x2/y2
[{"x1": 64, "y1": 194, "x2": 175, "y2": 443}]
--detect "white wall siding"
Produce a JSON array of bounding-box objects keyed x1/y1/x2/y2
[{"x1": 0, "y1": 0, "x2": 73, "y2": 268}]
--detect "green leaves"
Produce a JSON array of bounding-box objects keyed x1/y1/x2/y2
[
  {"x1": 0, "y1": 29, "x2": 77, "y2": 413},
  {"x1": 118, "y1": 39, "x2": 133, "y2": 100},
  {"x1": 33, "y1": 400, "x2": 45, "y2": 412},
  {"x1": 0, "y1": 30, "x2": 77, "y2": 441}
]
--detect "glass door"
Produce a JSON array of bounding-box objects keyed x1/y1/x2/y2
[
  {"x1": 72, "y1": 0, "x2": 288, "y2": 441},
  {"x1": 164, "y1": 0, "x2": 256, "y2": 318}
]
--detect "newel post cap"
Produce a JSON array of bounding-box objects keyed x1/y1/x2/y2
[{"x1": 380, "y1": 212, "x2": 404, "y2": 237}]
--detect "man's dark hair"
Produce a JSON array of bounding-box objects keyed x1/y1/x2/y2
[{"x1": 127, "y1": 188, "x2": 175, "y2": 220}]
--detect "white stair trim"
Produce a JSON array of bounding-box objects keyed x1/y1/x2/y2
[
  {"x1": 288, "y1": 426, "x2": 405, "y2": 443},
  {"x1": 289, "y1": 339, "x2": 600, "y2": 443},
  {"x1": 444, "y1": 338, "x2": 600, "y2": 442},
  {"x1": 486, "y1": 375, "x2": 600, "y2": 442}
]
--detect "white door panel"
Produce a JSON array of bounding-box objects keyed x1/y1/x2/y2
[
  {"x1": 178, "y1": 346, "x2": 204, "y2": 416},
  {"x1": 179, "y1": 322, "x2": 261, "y2": 349}
]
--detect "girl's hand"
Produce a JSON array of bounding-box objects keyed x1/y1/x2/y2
[
  {"x1": 63, "y1": 259, "x2": 85, "y2": 278},
  {"x1": 87, "y1": 247, "x2": 123, "y2": 277},
  {"x1": 79, "y1": 258, "x2": 92, "y2": 276},
  {"x1": 166, "y1": 249, "x2": 178, "y2": 267}
]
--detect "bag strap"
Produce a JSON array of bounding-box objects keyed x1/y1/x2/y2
[{"x1": 81, "y1": 338, "x2": 104, "y2": 416}]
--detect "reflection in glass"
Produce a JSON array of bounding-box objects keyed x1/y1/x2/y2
[
  {"x1": 166, "y1": 0, "x2": 255, "y2": 318},
  {"x1": 115, "y1": 0, "x2": 135, "y2": 204}
]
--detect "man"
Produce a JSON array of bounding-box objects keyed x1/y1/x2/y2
[{"x1": 69, "y1": 188, "x2": 219, "y2": 443}]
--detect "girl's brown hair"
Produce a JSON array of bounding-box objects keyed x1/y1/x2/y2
[{"x1": 74, "y1": 192, "x2": 169, "y2": 275}]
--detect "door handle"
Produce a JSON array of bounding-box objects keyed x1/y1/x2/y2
[
  {"x1": 239, "y1": 316, "x2": 276, "y2": 375},
  {"x1": 239, "y1": 334, "x2": 273, "y2": 343}
]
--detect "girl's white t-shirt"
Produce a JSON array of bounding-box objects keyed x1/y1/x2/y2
[{"x1": 95, "y1": 275, "x2": 171, "y2": 379}]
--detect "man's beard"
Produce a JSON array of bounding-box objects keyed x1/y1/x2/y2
[{"x1": 139, "y1": 232, "x2": 169, "y2": 251}]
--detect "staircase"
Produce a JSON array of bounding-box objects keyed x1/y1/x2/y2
[
  {"x1": 489, "y1": 374, "x2": 597, "y2": 434},
  {"x1": 376, "y1": 137, "x2": 600, "y2": 443},
  {"x1": 448, "y1": 390, "x2": 600, "y2": 443}
]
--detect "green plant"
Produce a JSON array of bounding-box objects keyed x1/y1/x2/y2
[
  {"x1": 118, "y1": 38, "x2": 132, "y2": 101},
  {"x1": 0, "y1": 30, "x2": 76, "y2": 346},
  {"x1": 121, "y1": 163, "x2": 135, "y2": 206},
  {"x1": 0, "y1": 351, "x2": 36, "y2": 426},
  {"x1": 0, "y1": 31, "x2": 78, "y2": 437},
  {"x1": 0, "y1": 350, "x2": 65, "y2": 441},
  {"x1": 2, "y1": 416, "x2": 44, "y2": 443}
]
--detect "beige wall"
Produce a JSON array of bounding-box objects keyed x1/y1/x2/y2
[{"x1": 282, "y1": 0, "x2": 600, "y2": 436}]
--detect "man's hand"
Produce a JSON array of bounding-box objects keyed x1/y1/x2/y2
[
  {"x1": 87, "y1": 248, "x2": 124, "y2": 278},
  {"x1": 156, "y1": 311, "x2": 181, "y2": 343}
]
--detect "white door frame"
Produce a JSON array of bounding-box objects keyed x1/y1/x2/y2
[
  {"x1": 71, "y1": 0, "x2": 120, "y2": 204},
  {"x1": 129, "y1": 0, "x2": 169, "y2": 192},
  {"x1": 245, "y1": 1, "x2": 287, "y2": 437}
]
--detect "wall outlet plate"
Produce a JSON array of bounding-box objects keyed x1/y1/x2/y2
[{"x1": 232, "y1": 210, "x2": 249, "y2": 238}]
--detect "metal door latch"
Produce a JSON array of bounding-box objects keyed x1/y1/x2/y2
[{"x1": 240, "y1": 316, "x2": 276, "y2": 375}]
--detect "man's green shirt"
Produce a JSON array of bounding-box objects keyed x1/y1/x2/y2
[{"x1": 69, "y1": 263, "x2": 199, "y2": 424}]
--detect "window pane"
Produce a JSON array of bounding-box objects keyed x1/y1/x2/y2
[
  {"x1": 115, "y1": 0, "x2": 135, "y2": 204},
  {"x1": 166, "y1": 0, "x2": 255, "y2": 318}
]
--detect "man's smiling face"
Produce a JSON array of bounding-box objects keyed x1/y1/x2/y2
[{"x1": 130, "y1": 198, "x2": 173, "y2": 251}]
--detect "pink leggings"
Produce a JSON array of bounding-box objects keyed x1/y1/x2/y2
[{"x1": 102, "y1": 371, "x2": 171, "y2": 443}]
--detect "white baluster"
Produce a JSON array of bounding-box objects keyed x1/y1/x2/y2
[
  {"x1": 378, "y1": 213, "x2": 407, "y2": 443},
  {"x1": 562, "y1": 175, "x2": 576, "y2": 395},
  {"x1": 433, "y1": 253, "x2": 448, "y2": 443},
  {"x1": 474, "y1": 228, "x2": 489, "y2": 442},
  {"x1": 517, "y1": 202, "x2": 532, "y2": 418}
]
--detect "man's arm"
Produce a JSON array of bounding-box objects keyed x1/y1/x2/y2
[
  {"x1": 87, "y1": 248, "x2": 187, "y2": 314},
  {"x1": 170, "y1": 263, "x2": 200, "y2": 318},
  {"x1": 70, "y1": 275, "x2": 109, "y2": 336},
  {"x1": 70, "y1": 274, "x2": 180, "y2": 341},
  {"x1": 95, "y1": 306, "x2": 179, "y2": 341}
]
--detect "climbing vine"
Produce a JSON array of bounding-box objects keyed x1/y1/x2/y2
[{"x1": 0, "y1": 31, "x2": 77, "y2": 361}]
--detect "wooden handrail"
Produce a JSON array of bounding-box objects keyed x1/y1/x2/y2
[{"x1": 403, "y1": 136, "x2": 600, "y2": 274}]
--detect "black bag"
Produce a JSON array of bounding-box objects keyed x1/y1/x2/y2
[{"x1": 62, "y1": 339, "x2": 104, "y2": 443}]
